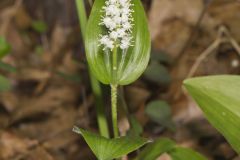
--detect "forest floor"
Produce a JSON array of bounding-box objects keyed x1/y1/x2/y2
[{"x1": 0, "y1": 0, "x2": 240, "y2": 160}]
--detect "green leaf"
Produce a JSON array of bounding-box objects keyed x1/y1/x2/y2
[
  {"x1": 128, "y1": 115, "x2": 143, "y2": 136},
  {"x1": 135, "y1": 138, "x2": 175, "y2": 160},
  {"x1": 0, "y1": 37, "x2": 11, "y2": 59},
  {"x1": 73, "y1": 126, "x2": 149, "y2": 160},
  {"x1": 32, "y1": 20, "x2": 48, "y2": 33},
  {"x1": 0, "y1": 75, "x2": 11, "y2": 92},
  {"x1": 0, "y1": 61, "x2": 17, "y2": 73},
  {"x1": 151, "y1": 51, "x2": 172, "y2": 65},
  {"x1": 85, "y1": 0, "x2": 151, "y2": 85},
  {"x1": 168, "y1": 147, "x2": 207, "y2": 160},
  {"x1": 184, "y1": 75, "x2": 240, "y2": 154},
  {"x1": 144, "y1": 62, "x2": 171, "y2": 85},
  {"x1": 145, "y1": 100, "x2": 175, "y2": 131},
  {"x1": 136, "y1": 138, "x2": 208, "y2": 160}
]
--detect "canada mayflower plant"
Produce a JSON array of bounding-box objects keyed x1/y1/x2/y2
[
  {"x1": 85, "y1": 0, "x2": 150, "y2": 137},
  {"x1": 74, "y1": 0, "x2": 151, "y2": 159}
]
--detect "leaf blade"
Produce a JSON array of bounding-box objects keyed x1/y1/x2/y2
[
  {"x1": 169, "y1": 147, "x2": 208, "y2": 160},
  {"x1": 73, "y1": 126, "x2": 149, "y2": 160},
  {"x1": 184, "y1": 75, "x2": 240, "y2": 154},
  {"x1": 135, "y1": 138, "x2": 176, "y2": 160}
]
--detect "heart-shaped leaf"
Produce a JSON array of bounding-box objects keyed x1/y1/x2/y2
[
  {"x1": 85, "y1": 0, "x2": 150, "y2": 85},
  {"x1": 73, "y1": 126, "x2": 149, "y2": 160},
  {"x1": 184, "y1": 75, "x2": 240, "y2": 154}
]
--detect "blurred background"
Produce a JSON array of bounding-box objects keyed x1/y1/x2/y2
[{"x1": 0, "y1": 0, "x2": 240, "y2": 159}]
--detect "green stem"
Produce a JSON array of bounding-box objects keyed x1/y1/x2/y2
[
  {"x1": 111, "y1": 84, "x2": 119, "y2": 138},
  {"x1": 111, "y1": 46, "x2": 119, "y2": 138},
  {"x1": 90, "y1": 71, "x2": 109, "y2": 138},
  {"x1": 76, "y1": 0, "x2": 87, "y2": 40},
  {"x1": 75, "y1": 0, "x2": 109, "y2": 138},
  {"x1": 112, "y1": 47, "x2": 118, "y2": 84}
]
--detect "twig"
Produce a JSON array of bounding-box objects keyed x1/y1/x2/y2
[
  {"x1": 186, "y1": 25, "x2": 240, "y2": 79},
  {"x1": 186, "y1": 38, "x2": 221, "y2": 79},
  {"x1": 175, "y1": 0, "x2": 213, "y2": 64}
]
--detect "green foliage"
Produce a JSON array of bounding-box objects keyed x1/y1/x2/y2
[
  {"x1": 184, "y1": 75, "x2": 240, "y2": 154},
  {"x1": 32, "y1": 20, "x2": 48, "y2": 33},
  {"x1": 0, "y1": 36, "x2": 11, "y2": 59},
  {"x1": 73, "y1": 126, "x2": 149, "y2": 160},
  {"x1": 76, "y1": 0, "x2": 87, "y2": 40},
  {"x1": 144, "y1": 62, "x2": 171, "y2": 85},
  {"x1": 144, "y1": 51, "x2": 172, "y2": 85},
  {"x1": 128, "y1": 115, "x2": 143, "y2": 136},
  {"x1": 146, "y1": 100, "x2": 175, "y2": 131},
  {"x1": 135, "y1": 138, "x2": 207, "y2": 160},
  {"x1": 0, "y1": 75, "x2": 11, "y2": 92},
  {"x1": 150, "y1": 51, "x2": 172, "y2": 65},
  {"x1": 136, "y1": 138, "x2": 175, "y2": 160},
  {"x1": 85, "y1": 0, "x2": 151, "y2": 85},
  {"x1": 169, "y1": 147, "x2": 208, "y2": 160},
  {"x1": 0, "y1": 61, "x2": 16, "y2": 73}
]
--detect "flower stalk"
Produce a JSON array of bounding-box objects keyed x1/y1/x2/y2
[
  {"x1": 99, "y1": 0, "x2": 134, "y2": 138},
  {"x1": 75, "y1": 0, "x2": 110, "y2": 138},
  {"x1": 111, "y1": 84, "x2": 119, "y2": 138}
]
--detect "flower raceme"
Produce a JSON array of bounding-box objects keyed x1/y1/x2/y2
[
  {"x1": 99, "y1": 0, "x2": 134, "y2": 50},
  {"x1": 85, "y1": 0, "x2": 150, "y2": 85}
]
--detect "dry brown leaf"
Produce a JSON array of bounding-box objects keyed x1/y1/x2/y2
[{"x1": 0, "y1": 132, "x2": 38, "y2": 160}]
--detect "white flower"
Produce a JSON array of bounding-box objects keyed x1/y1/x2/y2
[
  {"x1": 121, "y1": 14, "x2": 129, "y2": 23},
  {"x1": 99, "y1": 35, "x2": 110, "y2": 45},
  {"x1": 122, "y1": 22, "x2": 131, "y2": 30},
  {"x1": 99, "y1": 0, "x2": 134, "y2": 50},
  {"x1": 110, "y1": 31, "x2": 118, "y2": 40},
  {"x1": 113, "y1": 16, "x2": 122, "y2": 25},
  {"x1": 105, "y1": 5, "x2": 120, "y2": 16},
  {"x1": 117, "y1": 28, "x2": 126, "y2": 38},
  {"x1": 109, "y1": 0, "x2": 117, "y2": 4},
  {"x1": 105, "y1": 40, "x2": 114, "y2": 49},
  {"x1": 103, "y1": 17, "x2": 116, "y2": 30},
  {"x1": 99, "y1": 35, "x2": 114, "y2": 50},
  {"x1": 119, "y1": 0, "x2": 128, "y2": 6},
  {"x1": 120, "y1": 37, "x2": 132, "y2": 49},
  {"x1": 121, "y1": 7, "x2": 131, "y2": 15}
]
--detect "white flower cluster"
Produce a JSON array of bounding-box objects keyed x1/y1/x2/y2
[{"x1": 99, "y1": 0, "x2": 134, "y2": 50}]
